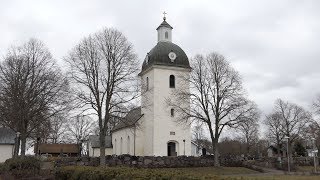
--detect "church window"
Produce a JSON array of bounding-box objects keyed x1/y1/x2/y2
[
  {"x1": 146, "y1": 77, "x2": 149, "y2": 91},
  {"x1": 169, "y1": 75, "x2": 175, "y2": 88},
  {"x1": 171, "y1": 108, "x2": 174, "y2": 117},
  {"x1": 120, "y1": 137, "x2": 123, "y2": 155},
  {"x1": 127, "y1": 136, "x2": 130, "y2": 154},
  {"x1": 165, "y1": 31, "x2": 168, "y2": 39}
]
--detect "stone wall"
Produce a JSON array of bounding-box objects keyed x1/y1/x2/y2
[{"x1": 55, "y1": 155, "x2": 244, "y2": 168}]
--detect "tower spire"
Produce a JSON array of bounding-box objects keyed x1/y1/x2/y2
[
  {"x1": 163, "y1": 11, "x2": 167, "y2": 21},
  {"x1": 157, "y1": 12, "x2": 173, "y2": 42}
]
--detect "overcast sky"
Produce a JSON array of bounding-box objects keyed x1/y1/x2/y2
[{"x1": 1, "y1": 0, "x2": 320, "y2": 118}]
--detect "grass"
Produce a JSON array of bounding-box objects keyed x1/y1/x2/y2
[
  {"x1": 221, "y1": 176, "x2": 320, "y2": 180},
  {"x1": 161, "y1": 166, "x2": 259, "y2": 176},
  {"x1": 297, "y1": 166, "x2": 320, "y2": 172},
  {"x1": 162, "y1": 167, "x2": 320, "y2": 180},
  {"x1": 55, "y1": 166, "x2": 259, "y2": 179},
  {"x1": 55, "y1": 166, "x2": 320, "y2": 179}
]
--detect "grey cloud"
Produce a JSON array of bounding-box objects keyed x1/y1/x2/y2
[{"x1": 0, "y1": 0, "x2": 320, "y2": 117}]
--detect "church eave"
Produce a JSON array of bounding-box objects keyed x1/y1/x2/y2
[
  {"x1": 111, "y1": 114, "x2": 144, "y2": 133},
  {"x1": 156, "y1": 21, "x2": 173, "y2": 30},
  {"x1": 139, "y1": 64, "x2": 192, "y2": 76}
]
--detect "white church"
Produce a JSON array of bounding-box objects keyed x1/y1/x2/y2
[{"x1": 88, "y1": 16, "x2": 195, "y2": 157}]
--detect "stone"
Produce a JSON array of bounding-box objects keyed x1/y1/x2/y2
[
  {"x1": 159, "y1": 160, "x2": 165, "y2": 166},
  {"x1": 144, "y1": 158, "x2": 153, "y2": 165},
  {"x1": 124, "y1": 156, "x2": 131, "y2": 161}
]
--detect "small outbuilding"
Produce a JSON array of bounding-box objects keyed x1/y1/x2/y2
[
  {"x1": 37, "y1": 144, "x2": 79, "y2": 157},
  {"x1": 87, "y1": 135, "x2": 113, "y2": 157},
  {"x1": 0, "y1": 128, "x2": 15, "y2": 162},
  {"x1": 191, "y1": 141, "x2": 202, "y2": 157}
]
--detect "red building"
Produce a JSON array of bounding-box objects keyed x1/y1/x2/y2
[{"x1": 36, "y1": 144, "x2": 79, "y2": 157}]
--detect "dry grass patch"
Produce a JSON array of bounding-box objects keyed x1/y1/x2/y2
[
  {"x1": 222, "y1": 175, "x2": 320, "y2": 180},
  {"x1": 297, "y1": 166, "x2": 320, "y2": 172}
]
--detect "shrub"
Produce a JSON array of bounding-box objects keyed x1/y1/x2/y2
[
  {"x1": 4, "y1": 156, "x2": 41, "y2": 178},
  {"x1": 0, "y1": 163, "x2": 5, "y2": 174}
]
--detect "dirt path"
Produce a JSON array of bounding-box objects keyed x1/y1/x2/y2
[{"x1": 258, "y1": 166, "x2": 285, "y2": 175}]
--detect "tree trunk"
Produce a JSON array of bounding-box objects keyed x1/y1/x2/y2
[
  {"x1": 14, "y1": 136, "x2": 20, "y2": 157},
  {"x1": 20, "y1": 133, "x2": 27, "y2": 156},
  {"x1": 213, "y1": 139, "x2": 220, "y2": 166},
  {"x1": 277, "y1": 145, "x2": 281, "y2": 158},
  {"x1": 99, "y1": 129, "x2": 106, "y2": 166},
  {"x1": 288, "y1": 142, "x2": 293, "y2": 162},
  {"x1": 207, "y1": 122, "x2": 220, "y2": 166}
]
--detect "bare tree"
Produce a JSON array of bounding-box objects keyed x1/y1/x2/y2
[
  {"x1": 264, "y1": 112, "x2": 284, "y2": 157},
  {"x1": 48, "y1": 115, "x2": 68, "y2": 143},
  {"x1": 66, "y1": 115, "x2": 95, "y2": 144},
  {"x1": 168, "y1": 52, "x2": 258, "y2": 166},
  {"x1": 305, "y1": 94, "x2": 320, "y2": 156},
  {"x1": 0, "y1": 39, "x2": 70, "y2": 156},
  {"x1": 304, "y1": 121, "x2": 320, "y2": 156},
  {"x1": 65, "y1": 28, "x2": 139, "y2": 165},
  {"x1": 192, "y1": 122, "x2": 205, "y2": 145},
  {"x1": 275, "y1": 99, "x2": 313, "y2": 158},
  {"x1": 313, "y1": 95, "x2": 320, "y2": 115},
  {"x1": 237, "y1": 109, "x2": 260, "y2": 156}
]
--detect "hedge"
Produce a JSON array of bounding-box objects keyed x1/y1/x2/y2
[
  {"x1": 55, "y1": 166, "x2": 208, "y2": 180},
  {"x1": 2, "y1": 156, "x2": 41, "y2": 178},
  {"x1": 0, "y1": 163, "x2": 5, "y2": 174}
]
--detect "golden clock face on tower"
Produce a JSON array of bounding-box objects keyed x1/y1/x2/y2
[{"x1": 168, "y1": 52, "x2": 176, "y2": 62}]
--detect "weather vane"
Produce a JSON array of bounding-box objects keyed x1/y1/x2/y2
[{"x1": 163, "y1": 11, "x2": 167, "y2": 21}]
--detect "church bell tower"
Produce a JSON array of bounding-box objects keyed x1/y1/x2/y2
[{"x1": 139, "y1": 14, "x2": 191, "y2": 156}]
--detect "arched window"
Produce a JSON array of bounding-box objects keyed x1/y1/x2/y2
[
  {"x1": 171, "y1": 109, "x2": 174, "y2": 117},
  {"x1": 127, "y1": 136, "x2": 130, "y2": 154},
  {"x1": 165, "y1": 31, "x2": 168, "y2": 39},
  {"x1": 169, "y1": 75, "x2": 175, "y2": 88},
  {"x1": 146, "y1": 77, "x2": 149, "y2": 91},
  {"x1": 120, "y1": 137, "x2": 123, "y2": 155}
]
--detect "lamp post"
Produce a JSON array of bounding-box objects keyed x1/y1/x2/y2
[
  {"x1": 14, "y1": 132, "x2": 20, "y2": 157},
  {"x1": 284, "y1": 136, "x2": 290, "y2": 172},
  {"x1": 183, "y1": 139, "x2": 186, "y2": 155},
  {"x1": 311, "y1": 137, "x2": 317, "y2": 173},
  {"x1": 36, "y1": 137, "x2": 40, "y2": 156}
]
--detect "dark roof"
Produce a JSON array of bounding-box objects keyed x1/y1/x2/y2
[
  {"x1": 0, "y1": 128, "x2": 15, "y2": 145},
  {"x1": 88, "y1": 135, "x2": 112, "y2": 148},
  {"x1": 140, "y1": 42, "x2": 190, "y2": 73},
  {"x1": 38, "y1": 144, "x2": 79, "y2": 154},
  {"x1": 156, "y1": 20, "x2": 173, "y2": 30},
  {"x1": 112, "y1": 107, "x2": 143, "y2": 132}
]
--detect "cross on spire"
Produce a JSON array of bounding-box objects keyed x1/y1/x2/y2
[{"x1": 163, "y1": 11, "x2": 167, "y2": 21}]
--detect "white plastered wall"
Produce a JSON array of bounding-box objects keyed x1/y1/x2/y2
[
  {"x1": 157, "y1": 27, "x2": 172, "y2": 42},
  {"x1": 0, "y1": 145, "x2": 14, "y2": 163},
  {"x1": 141, "y1": 66, "x2": 191, "y2": 156},
  {"x1": 140, "y1": 69, "x2": 154, "y2": 156},
  {"x1": 112, "y1": 127, "x2": 144, "y2": 156},
  {"x1": 88, "y1": 147, "x2": 113, "y2": 157}
]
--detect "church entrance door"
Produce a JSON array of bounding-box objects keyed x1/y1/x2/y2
[{"x1": 167, "y1": 142, "x2": 177, "y2": 156}]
